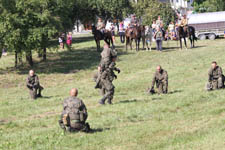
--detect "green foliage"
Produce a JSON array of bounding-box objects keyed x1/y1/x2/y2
[
  {"x1": 89, "y1": 0, "x2": 133, "y2": 22},
  {"x1": 193, "y1": 0, "x2": 225, "y2": 12},
  {"x1": 0, "y1": 0, "x2": 76, "y2": 66},
  {"x1": 134, "y1": 0, "x2": 176, "y2": 28}
]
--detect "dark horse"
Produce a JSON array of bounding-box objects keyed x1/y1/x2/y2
[
  {"x1": 177, "y1": 26, "x2": 197, "y2": 49},
  {"x1": 92, "y1": 25, "x2": 113, "y2": 51},
  {"x1": 125, "y1": 26, "x2": 142, "y2": 51}
]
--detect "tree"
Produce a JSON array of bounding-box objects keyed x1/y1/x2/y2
[
  {"x1": 193, "y1": 0, "x2": 225, "y2": 13},
  {"x1": 134, "y1": 0, "x2": 176, "y2": 28},
  {"x1": 0, "y1": 0, "x2": 76, "y2": 67},
  {"x1": 89, "y1": 0, "x2": 133, "y2": 23}
]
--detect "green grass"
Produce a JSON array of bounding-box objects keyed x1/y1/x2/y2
[{"x1": 1, "y1": 34, "x2": 225, "y2": 150}]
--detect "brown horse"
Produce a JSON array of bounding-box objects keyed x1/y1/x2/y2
[
  {"x1": 92, "y1": 25, "x2": 114, "y2": 51},
  {"x1": 125, "y1": 26, "x2": 142, "y2": 51},
  {"x1": 177, "y1": 26, "x2": 197, "y2": 49}
]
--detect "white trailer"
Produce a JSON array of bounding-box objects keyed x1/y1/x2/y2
[{"x1": 188, "y1": 11, "x2": 225, "y2": 40}]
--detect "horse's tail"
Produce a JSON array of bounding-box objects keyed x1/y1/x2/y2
[{"x1": 190, "y1": 26, "x2": 197, "y2": 41}]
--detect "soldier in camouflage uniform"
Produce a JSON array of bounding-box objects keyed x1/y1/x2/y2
[
  {"x1": 206, "y1": 61, "x2": 224, "y2": 91},
  {"x1": 149, "y1": 65, "x2": 168, "y2": 94},
  {"x1": 94, "y1": 66, "x2": 106, "y2": 97},
  {"x1": 95, "y1": 43, "x2": 117, "y2": 89},
  {"x1": 99, "y1": 56, "x2": 120, "y2": 105},
  {"x1": 59, "y1": 88, "x2": 90, "y2": 132},
  {"x1": 26, "y1": 70, "x2": 43, "y2": 99}
]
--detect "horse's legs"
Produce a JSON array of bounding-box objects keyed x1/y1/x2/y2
[
  {"x1": 189, "y1": 37, "x2": 193, "y2": 48},
  {"x1": 135, "y1": 39, "x2": 138, "y2": 51},
  {"x1": 142, "y1": 37, "x2": 145, "y2": 50},
  {"x1": 125, "y1": 37, "x2": 128, "y2": 51},
  {"x1": 130, "y1": 39, "x2": 133, "y2": 50},
  {"x1": 146, "y1": 41, "x2": 149, "y2": 51},
  {"x1": 179, "y1": 38, "x2": 182, "y2": 50},
  {"x1": 95, "y1": 39, "x2": 99, "y2": 51},
  {"x1": 184, "y1": 37, "x2": 187, "y2": 50}
]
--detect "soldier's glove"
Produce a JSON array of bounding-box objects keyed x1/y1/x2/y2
[
  {"x1": 59, "y1": 120, "x2": 66, "y2": 131},
  {"x1": 117, "y1": 69, "x2": 120, "y2": 74},
  {"x1": 149, "y1": 88, "x2": 155, "y2": 95}
]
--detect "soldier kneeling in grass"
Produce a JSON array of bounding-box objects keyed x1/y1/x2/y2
[
  {"x1": 59, "y1": 88, "x2": 90, "y2": 133},
  {"x1": 206, "y1": 61, "x2": 225, "y2": 91},
  {"x1": 148, "y1": 65, "x2": 168, "y2": 94},
  {"x1": 26, "y1": 70, "x2": 44, "y2": 99}
]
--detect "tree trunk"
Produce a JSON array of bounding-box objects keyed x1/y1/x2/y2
[
  {"x1": 26, "y1": 50, "x2": 33, "y2": 66},
  {"x1": 38, "y1": 50, "x2": 42, "y2": 58},
  {"x1": 76, "y1": 20, "x2": 79, "y2": 32},
  {"x1": 43, "y1": 47, "x2": 46, "y2": 61},
  {"x1": 18, "y1": 51, "x2": 22, "y2": 65},
  {"x1": 15, "y1": 50, "x2": 18, "y2": 67}
]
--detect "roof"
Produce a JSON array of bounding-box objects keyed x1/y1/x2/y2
[
  {"x1": 188, "y1": 11, "x2": 225, "y2": 24},
  {"x1": 158, "y1": 0, "x2": 169, "y2": 2}
]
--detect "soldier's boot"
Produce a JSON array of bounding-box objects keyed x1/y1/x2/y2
[
  {"x1": 99, "y1": 96, "x2": 107, "y2": 105},
  {"x1": 206, "y1": 82, "x2": 212, "y2": 91},
  {"x1": 218, "y1": 77, "x2": 224, "y2": 89},
  {"x1": 83, "y1": 123, "x2": 91, "y2": 132},
  {"x1": 107, "y1": 98, "x2": 113, "y2": 104},
  {"x1": 37, "y1": 86, "x2": 44, "y2": 97},
  {"x1": 30, "y1": 89, "x2": 37, "y2": 100}
]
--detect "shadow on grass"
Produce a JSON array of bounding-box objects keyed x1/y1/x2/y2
[
  {"x1": 0, "y1": 47, "x2": 132, "y2": 75},
  {"x1": 168, "y1": 90, "x2": 182, "y2": 95},
  {"x1": 88, "y1": 127, "x2": 110, "y2": 134},
  {"x1": 117, "y1": 99, "x2": 137, "y2": 104}
]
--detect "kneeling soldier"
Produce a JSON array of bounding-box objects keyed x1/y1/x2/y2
[
  {"x1": 26, "y1": 70, "x2": 43, "y2": 99},
  {"x1": 149, "y1": 65, "x2": 168, "y2": 94},
  {"x1": 59, "y1": 88, "x2": 90, "y2": 132},
  {"x1": 206, "y1": 61, "x2": 224, "y2": 91}
]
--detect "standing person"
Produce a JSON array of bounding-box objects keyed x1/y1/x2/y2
[
  {"x1": 152, "y1": 20, "x2": 157, "y2": 33},
  {"x1": 26, "y1": 70, "x2": 44, "y2": 99},
  {"x1": 168, "y1": 22, "x2": 175, "y2": 40},
  {"x1": 110, "y1": 23, "x2": 116, "y2": 44},
  {"x1": 59, "y1": 88, "x2": 90, "y2": 132},
  {"x1": 119, "y1": 21, "x2": 125, "y2": 43},
  {"x1": 59, "y1": 35, "x2": 64, "y2": 50},
  {"x1": 2, "y1": 48, "x2": 7, "y2": 56},
  {"x1": 154, "y1": 27, "x2": 163, "y2": 51},
  {"x1": 99, "y1": 56, "x2": 120, "y2": 105},
  {"x1": 206, "y1": 61, "x2": 224, "y2": 91},
  {"x1": 156, "y1": 16, "x2": 163, "y2": 28},
  {"x1": 149, "y1": 65, "x2": 168, "y2": 94},
  {"x1": 66, "y1": 32, "x2": 72, "y2": 47}
]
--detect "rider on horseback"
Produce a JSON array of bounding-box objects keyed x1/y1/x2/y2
[
  {"x1": 179, "y1": 14, "x2": 188, "y2": 33},
  {"x1": 130, "y1": 14, "x2": 138, "y2": 28},
  {"x1": 97, "y1": 18, "x2": 106, "y2": 39}
]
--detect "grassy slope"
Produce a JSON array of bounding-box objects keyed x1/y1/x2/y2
[{"x1": 0, "y1": 35, "x2": 225, "y2": 150}]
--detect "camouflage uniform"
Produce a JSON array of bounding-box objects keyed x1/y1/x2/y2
[
  {"x1": 94, "y1": 72, "x2": 106, "y2": 96},
  {"x1": 99, "y1": 62, "x2": 120, "y2": 104},
  {"x1": 206, "y1": 66, "x2": 224, "y2": 91},
  {"x1": 151, "y1": 69, "x2": 168, "y2": 94},
  {"x1": 26, "y1": 74, "x2": 43, "y2": 99},
  {"x1": 59, "y1": 96, "x2": 90, "y2": 132}
]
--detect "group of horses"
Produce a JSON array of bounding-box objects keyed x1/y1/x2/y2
[{"x1": 92, "y1": 24, "x2": 197, "y2": 52}]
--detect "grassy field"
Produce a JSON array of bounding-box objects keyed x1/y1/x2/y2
[{"x1": 1, "y1": 35, "x2": 225, "y2": 150}]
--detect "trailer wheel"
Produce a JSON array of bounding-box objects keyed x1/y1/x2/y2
[
  {"x1": 199, "y1": 34, "x2": 206, "y2": 40},
  {"x1": 208, "y1": 34, "x2": 216, "y2": 40}
]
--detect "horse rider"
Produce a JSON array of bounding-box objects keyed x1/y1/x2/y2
[
  {"x1": 179, "y1": 14, "x2": 188, "y2": 32},
  {"x1": 130, "y1": 14, "x2": 139, "y2": 28},
  {"x1": 97, "y1": 18, "x2": 106, "y2": 39}
]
